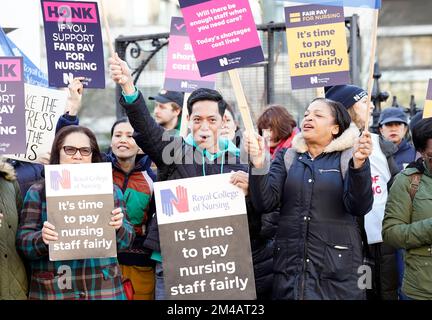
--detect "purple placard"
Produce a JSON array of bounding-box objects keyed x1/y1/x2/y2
[
  {"x1": 179, "y1": 0, "x2": 264, "y2": 77},
  {"x1": 284, "y1": 3, "x2": 350, "y2": 89},
  {"x1": 164, "y1": 17, "x2": 216, "y2": 93},
  {"x1": 0, "y1": 57, "x2": 26, "y2": 154},
  {"x1": 427, "y1": 79, "x2": 432, "y2": 100},
  {"x1": 41, "y1": 0, "x2": 105, "y2": 88}
]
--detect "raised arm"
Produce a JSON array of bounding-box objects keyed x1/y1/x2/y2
[{"x1": 109, "y1": 53, "x2": 178, "y2": 169}]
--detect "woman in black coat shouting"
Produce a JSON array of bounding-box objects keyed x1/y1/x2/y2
[{"x1": 244, "y1": 98, "x2": 373, "y2": 300}]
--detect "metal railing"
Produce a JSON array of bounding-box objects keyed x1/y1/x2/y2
[{"x1": 115, "y1": 16, "x2": 361, "y2": 126}]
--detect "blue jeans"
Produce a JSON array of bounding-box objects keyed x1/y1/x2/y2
[{"x1": 155, "y1": 262, "x2": 166, "y2": 300}]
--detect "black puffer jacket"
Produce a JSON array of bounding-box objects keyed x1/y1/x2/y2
[
  {"x1": 120, "y1": 93, "x2": 261, "y2": 252},
  {"x1": 249, "y1": 127, "x2": 373, "y2": 300}
]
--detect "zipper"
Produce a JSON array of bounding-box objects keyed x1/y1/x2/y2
[
  {"x1": 122, "y1": 174, "x2": 130, "y2": 192},
  {"x1": 300, "y1": 215, "x2": 310, "y2": 300},
  {"x1": 318, "y1": 169, "x2": 340, "y2": 174}
]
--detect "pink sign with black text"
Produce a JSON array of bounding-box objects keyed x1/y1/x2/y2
[{"x1": 164, "y1": 17, "x2": 216, "y2": 93}]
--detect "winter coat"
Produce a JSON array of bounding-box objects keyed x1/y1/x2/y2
[
  {"x1": 249, "y1": 126, "x2": 373, "y2": 300},
  {"x1": 0, "y1": 160, "x2": 28, "y2": 299},
  {"x1": 382, "y1": 160, "x2": 432, "y2": 300},
  {"x1": 119, "y1": 92, "x2": 261, "y2": 251},
  {"x1": 393, "y1": 139, "x2": 416, "y2": 171},
  {"x1": 7, "y1": 159, "x2": 43, "y2": 198},
  {"x1": 55, "y1": 113, "x2": 157, "y2": 267},
  {"x1": 16, "y1": 182, "x2": 134, "y2": 300},
  {"x1": 110, "y1": 153, "x2": 156, "y2": 267}
]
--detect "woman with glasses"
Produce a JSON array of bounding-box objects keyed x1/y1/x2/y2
[
  {"x1": 16, "y1": 125, "x2": 135, "y2": 300},
  {"x1": 56, "y1": 78, "x2": 157, "y2": 300},
  {"x1": 383, "y1": 118, "x2": 432, "y2": 300}
]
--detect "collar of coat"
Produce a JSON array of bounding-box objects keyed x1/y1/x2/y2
[{"x1": 291, "y1": 123, "x2": 359, "y2": 154}]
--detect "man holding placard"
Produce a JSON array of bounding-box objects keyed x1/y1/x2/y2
[{"x1": 109, "y1": 54, "x2": 259, "y2": 299}]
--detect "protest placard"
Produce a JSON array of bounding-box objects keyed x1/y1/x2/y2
[
  {"x1": 424, "y1": 79, "x2": 432, "y2": 119},
  {"x1": 164, "y1": 17, "x2": 216, "y2": 93},
  {"x1": 41, "y1": 0, "x2": 105, "y2": 88},
  {"x1": 6, "y1": 84, "x2": 67, "y2": 162},
  {"x1": 285, "y1": 2, "x2": 350, "y2": 89},
  {"x1": 0, "y1": 27, "x2": 49, "y2": 87},
  {"x1": 45, "y1": 163, "x2": 116, "y2": 261},
  {"x1": 155, "y1": 173, "x2": 256, "y2": 300},
  {"x1": 287, "y1": 0, "x2": 381, "y2": 9},
  {"x1": 0, "y1": 57, "x2": 26, "y2": 155},
  {"x1": 179, "y1": 0, "x2": 264, "y2": 77}
]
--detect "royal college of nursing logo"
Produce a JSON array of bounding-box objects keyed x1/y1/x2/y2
[
  {"x1": 50, "y1": 169, "x2": 72, "y2": 191},
  {"x1": 160, "y1": 185, "x2": 189, "y2": 216}
]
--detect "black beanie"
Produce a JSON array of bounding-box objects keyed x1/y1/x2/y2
[{"x1": 325, "y1": 85, "x2": 367, "y2": 109}]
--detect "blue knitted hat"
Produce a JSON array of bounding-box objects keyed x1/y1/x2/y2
[{"x1": 325, "y1": 85, "x2": 367, "y2": 110}]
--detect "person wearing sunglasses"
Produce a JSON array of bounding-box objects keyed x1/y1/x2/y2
[{"x1": 16, "y1": 125, "x2": 135, "y2": 300}]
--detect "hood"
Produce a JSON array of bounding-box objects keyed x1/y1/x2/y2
[
  {"x1": 184, "y1": 134, "x2": 240, "y2": 161},
  {"x1": 0, "y1": 157, "x2": 16, "y2": 181},
  {"x1": 292, "y1": 123, "x2": 359, "y2": 154}
]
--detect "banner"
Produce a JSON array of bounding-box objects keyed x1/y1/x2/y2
[
  {"x1": 424, "y1": 79, "x2": 432, "y2": 119},
  {"x1": 41, "y1": 0, "x2": 105, "y2": 88},
  {"x1": 45, "y1": 163, "x2": 116, "y2": 261},
  {"x1": 285, "y1": 2, "x2": 350, "y2": 89},
  {"x1": 6, "y1": 84, "x2": 67, "y2": 162},
  {"x1": 164, "y1": 17, "x2": 216, "y2": 93},
  {"x1": 179, "y1": 0, "x2": 264, "y2": 77},
  {"x1": 155, "y1": 173, "x2": 256, "y2": 300},
  {"x1": 0, "y1": 57, "x2": 26, "y2": 155},
  {"x1": 0, "y1": 27, "x2": 49, "y2": 87},
  {"x1": 287, "y1": 0, "x2": 381, "y2": 9}
]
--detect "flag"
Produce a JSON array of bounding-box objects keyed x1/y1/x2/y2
[{"x1": 0, "y1": 27, "x2": 48, "y2": 87}]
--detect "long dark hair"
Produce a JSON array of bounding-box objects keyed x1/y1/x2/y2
[{"x1": 50, "y1": 125, "x2": 103, "y2": 164}]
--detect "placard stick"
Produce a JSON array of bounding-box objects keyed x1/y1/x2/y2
[
  {"x1": 316, "y1": 87, "x2": 325, "y2": 98},
  {"x1": 228, "y1": 69, "x2": 254, "y2": 132},
  {"x1": 99, "y1": 0, "x2": 115, "y2": 57},
  {"x1": 423, "y1": 80, "x2": 432, "y2": 119},
  {"x1": 180, "y1": 92, "x2": 191, "y2": 138},
  {"x1": 364, "y1": 9, "x2": 379, "y2": 132}
]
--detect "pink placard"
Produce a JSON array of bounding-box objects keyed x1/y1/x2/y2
[
  {"x1": 181, "y1": 0, "x2": 261, "y2": 61},
  {"x1": 43, "y1": 1, "x2": 98, "y2": 24},
  {"x1": 0, "y1": 58, "x2": 22, "y2": 82},
  {"x1": 166, "y1": 35, "x2": 215, "y2": 81}
]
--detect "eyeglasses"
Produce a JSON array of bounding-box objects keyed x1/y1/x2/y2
[{"x1": 62, "y1": 146, "x2": 92, "y2": 156}]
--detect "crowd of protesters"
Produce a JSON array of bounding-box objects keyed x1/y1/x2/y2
[{"x1": 1, "y1": 52, "x2": 431, "y2": 301}]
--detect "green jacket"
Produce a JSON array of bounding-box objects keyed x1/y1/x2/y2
[
  {"x1": 0, "y1": 174, "x2": 28, "y2": 299},
  {"x1": 382, "y1": 164, "x2": 432, "y2": 300}
]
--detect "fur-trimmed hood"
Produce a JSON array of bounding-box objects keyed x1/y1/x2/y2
[
  {"x1": 292, "y1": 123, "x2": 360, "y2": 154},
  {"x1": 0, "y1": 157, "x2": 16, "y2": 181}
]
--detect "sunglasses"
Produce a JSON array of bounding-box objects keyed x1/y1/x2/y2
[{"x1": 62, "y1": 146, "x2": 92, "y2": 156}]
